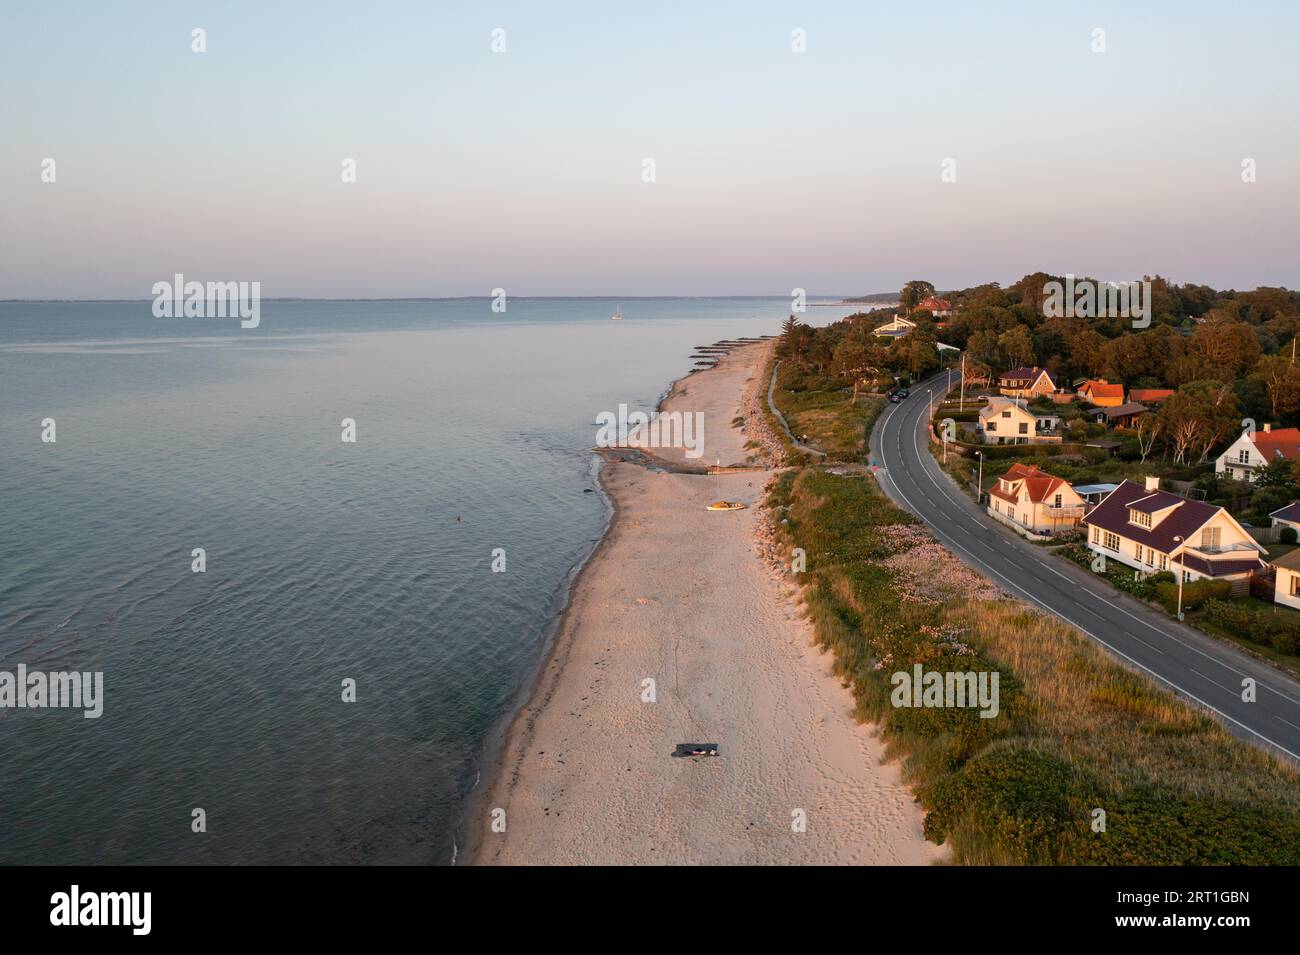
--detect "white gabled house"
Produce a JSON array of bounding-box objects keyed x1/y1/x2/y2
[
  {"x1": 873, "y1": 314, "x2": 916, "y2": 338},
  {"x1": 977, "y1": 396, "x2": 1059, "y2": 445},
  {"x1": 1082, "y1": 477, "x2": 1265, "y2": 582},
  {"x1": 1215, "y1": 425, "x2": 1300, "y2": 482}
]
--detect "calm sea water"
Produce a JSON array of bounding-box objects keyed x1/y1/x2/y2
[{"x1": 0, "y1": 298, "x2": 857, "y2": 864}]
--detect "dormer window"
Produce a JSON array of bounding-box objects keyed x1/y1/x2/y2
[{"x1": 1129, "y1": 509, "x2": 1152, "y2": 528}]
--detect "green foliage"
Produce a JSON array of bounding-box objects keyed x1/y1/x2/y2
[
  {"x1": 1154, "y1": 578, "x2": 1231, "y2": 613},
  {"x1": 775, "y1": 467, "x2": 1300, "y2": 865},
  {"x1": 1202, "y1": 599, "x2": 1300, "y2": 657},
  {"x1": 1283, "y1": 526, "x2": 1298, "y2": 545}
]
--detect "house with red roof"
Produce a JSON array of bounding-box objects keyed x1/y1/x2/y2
[
  {"x1": 1129, "y1": 388, "x2": 1174, "y2": 405},
  {"x1": 1077, "y1": 379, "x2": 1126, "y2": 407},
  {"x1": 914, "y1": 295, "x2": 953, "y2": 318},
  {"x1": 1083, "y1": 477, "x2": 1264, "y2": 582},
  {"x1": 1215, "y1": 424, "x2": 1300, "y2": 482},
  {"x1": 986, "y1": 463, "x2": 1086, "y2": 537}
]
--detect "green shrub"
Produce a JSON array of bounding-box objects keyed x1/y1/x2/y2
[
  {"x1": 1282, "y1": 526, "x2": 1298, "y2": 545},
  {"x1": 1155, "y1": 578, "x2": 1231, "y2": 614}
]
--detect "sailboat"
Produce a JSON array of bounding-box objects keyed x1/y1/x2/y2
[{"x1": 610, "y1": 304, "x2": 623, "y2": 320}]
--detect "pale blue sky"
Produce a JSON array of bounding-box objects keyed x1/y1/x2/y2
[{"x1": 2, "y1": 1, "x2": 1298, "y2": 297}]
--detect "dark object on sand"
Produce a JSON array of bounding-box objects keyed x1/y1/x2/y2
[{"x1": 672, "y1": 743, "x2": 719, "y2": 758}]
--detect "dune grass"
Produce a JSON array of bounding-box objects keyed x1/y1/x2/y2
[
  {"x1": 772, "y1": 361, "x2": 879, "y2": 462},
  {"x1": 767, "y1": 466, "x2": 1300, "y2": 864}
]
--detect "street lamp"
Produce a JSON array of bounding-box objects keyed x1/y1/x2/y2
[
  {"x1": 1172, "y1": 535, "x2": 1185, "y2": 621},
  {"x1": 976, "y1": 450, "x2": 984, "y2": 502}
]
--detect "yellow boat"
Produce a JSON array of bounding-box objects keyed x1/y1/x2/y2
[{"x1": 705, "y1": 500, "x2": 746, "y2": 511}]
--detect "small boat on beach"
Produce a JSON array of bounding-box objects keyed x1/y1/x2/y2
[{"x1": 705, "y1": 500, "x2": 746, "y2": 511}]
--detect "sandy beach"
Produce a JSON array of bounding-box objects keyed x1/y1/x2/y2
[{"x1": 470, "y1": 342, "x2": 943, "y2": 865}]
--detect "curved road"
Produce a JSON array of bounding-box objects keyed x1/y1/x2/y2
[{"x1": 872, "y1": 373, "x2": 1300, "y2": 762}]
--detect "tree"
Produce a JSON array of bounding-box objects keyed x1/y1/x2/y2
[
  {"x1": 1133, "y1": 414, "x2": 1162, "y2": 463},
  {"x1": 997, "y1": 325, "x2": 1035, "y2": 369},
  {"x1": 900, "y1": 280, "x2": 936, "y2": 313},
  {"x1": 1253, "y1": 354, "x2": 1300, "y2": 422},
  {"x1": 1158, "y1": 381, "x2": 1240, "y2": 465}
]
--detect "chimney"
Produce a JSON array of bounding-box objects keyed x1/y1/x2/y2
[
  {"x1": 1145, "y1": 476, "x2": 1160, "y2": 492},
  {"x1": 1264, "y1": 423, "x2": 1272, "y2": 433}
]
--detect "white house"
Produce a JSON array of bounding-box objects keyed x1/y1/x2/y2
[
  {"x1": 1273, "y1": 550, "x2": 1300, "y2": 610},
  {"x1": 977, "y1": 397, "x2": 1059, "y2": 445},
  {"x1": 873, "y1": 315, "x2": 915, "y2": 338},
  {"x1": 1270, "y1": 502, "x2": 1300, "y2": 534},
  {"x1": 1082, "y1": 477, "x2": 1265, "y2": 582},
  {"x1": 1215, "y1": 425, "x2": 1300, "y2": 482}
]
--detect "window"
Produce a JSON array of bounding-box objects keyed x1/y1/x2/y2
[
  {"x1": 1135, "y1": 544, "x2": 1143, "y2": 563},
  {"x1": 1018, "y1": 422, "x2": 1028, "y2": 434},
  {"x1": 987, "y1": 421, "x2": 996, "y2": 432},
  {"x1": 1159, "y1": 553, "x2": 1167, "y2": 570},
  {"x1": 1292, "y1": 574, "x2": 1300, "y2": 598},
  {"x1": 1103, "y1": 532, "x2": 1120, "y2": 551},
  {"x1": 1091, "y1": 527, "x2": 1100, "y2": 544},
  {"x1": 1201, "y1": 526, "x2": 1221, "y2": 550},
  {"x1": 1147, "y1": 548, "x2": 1155, "y2": 566},
  {"x1": 1129, "y1": 509, "x2": 1152, "y2": 528},
  {"x1": 1053, "y1": 493, "x2": 1062, "y2": 507},
  {"x1": 1238, "y1": 449, "x2": 1249, "y2": 464},
  {"x1": 1001, "y1": 410, "x2": 1011, "y2": 418}
]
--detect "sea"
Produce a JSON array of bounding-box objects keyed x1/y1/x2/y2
[{"x1": 0, "y1": 297, "x2": 861, "y2": 864}]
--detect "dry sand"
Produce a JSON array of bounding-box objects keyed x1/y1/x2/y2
[{"x1": 470, "y1": 343, "x2": 943, "y2": 865}]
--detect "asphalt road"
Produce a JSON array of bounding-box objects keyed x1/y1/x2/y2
[{"x1": 872, "y1": 374, "x2": 1300, "y2": 762}]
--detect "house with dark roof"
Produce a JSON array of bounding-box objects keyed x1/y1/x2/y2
[
  {"x1": 1077, "y1": 379, "x2": 1126, "y2": 407},
  {"x1": 997, "y1": 367, "x2": 1055, "y2": 399},
  {"x1": 1269, "y1": 502, "x2": 1300, "y2": 534},
  {"x1": 1083, "y1": 477, "x2": 1265, "y2": 582},
  {"x1": 1271, "y1": 548, "x2": 1300, "y2": 610},
  {"x1": 1090, "y1": 401, "x2": 1149, "y2": 429},
  {"x1": 1215, "y1": 424, "x2": 1300, "y2": 482},
  {"x1": 987, "y1": 463, "x2": 1085, "y2": 537}
]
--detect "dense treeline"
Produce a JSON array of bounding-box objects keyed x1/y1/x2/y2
[{"x1": 940, "y1": 273, "x2": 1300, "y2": 429}]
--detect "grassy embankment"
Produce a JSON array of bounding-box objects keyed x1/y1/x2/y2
[
  {"x1": 769, "y1": 369, "x2": 1300, "y2": 864},
  {"x1": 766, "y1": 355, "x2": 882, "y2": 463}
]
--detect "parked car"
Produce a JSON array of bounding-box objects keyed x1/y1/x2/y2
[{"x1": 898, "y1": 389, "x2": 909, "y2": 398}]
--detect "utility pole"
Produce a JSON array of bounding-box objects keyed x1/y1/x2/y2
[
  {"x1": 1173, "y1": 536, "x2": 1185, "y2": 621},
  {"x1": 960, "y1": 354, "x2": 966, "y2": 413}
]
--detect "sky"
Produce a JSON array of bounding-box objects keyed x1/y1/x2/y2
[{"x1": 2, "y1": 1, "x2": 1298, "y2": 298}]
